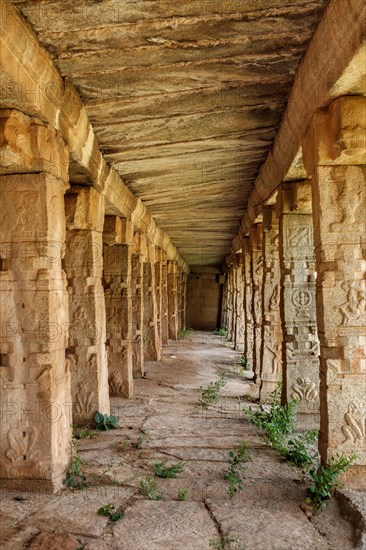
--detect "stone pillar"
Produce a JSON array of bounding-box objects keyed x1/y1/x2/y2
[
  {"x1": 155, "y1": 248, "x2": 163, "y2": 344},
  {"x1": 221, "y1": 274, "x2": 228, "y2": 329},
  {"x1": 226, "y1": 266, "x2": 235, "y2": 340},
  {"x1": 131, "y1": 233, "x2": 146, "y2": 378},
  {"x1": 234, "y1": 254, "x2": 244, "y2": 352},
  {"x1": 161, "y1": 252, "x2": 169, "y2": 345},
  {"x1": 181, "y1": 273, "x2": 188, "y2": 331},
  {"x1": 143, "y1": 244, "x2": 161, "y2": 361},
  {"x1": 64, "y1": 187, "x2": 110, "y2": 425},
  {"x1": 303, "y1": 96, "x2": 366, "y2": 485},
  {"x1": 103, "y1": 216, "x2": 133, "y2": 397},
  {"x1": 176, "y1": 268, "x2": 182, "y2": 333},
  {"x1": 259, "y1": 207, "x2": 283, "y2": 401},
  {"x1": 277, "y1": 182, "x2": 320, "y2": 429},
  {"x1": 167, "y1": 260, "x2": 178, "y2": 340},
  {"x1": 249, "y1": 223, "x2": 264, "y2": 383},
  {"x1": 0, "y1": 110, "x2": 71, "y2": 491},
  {"x1": 243, "y1": 239, "x2": 254, "y2": 369}
]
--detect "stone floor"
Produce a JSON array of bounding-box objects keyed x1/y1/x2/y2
[{"x1": 0, "y1": 332, "x2": 364, "y2": 549}]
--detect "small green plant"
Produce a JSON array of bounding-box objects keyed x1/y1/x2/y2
[
  {"x1": 154, "y1": 460, "x2": 185, "y2": 478},
  {"x1": 240, "y1": 355, "x2": 248, "y2": 368},
  {"x1": 177, "y1": 487, "x2": 188, "y2": 501},
  {"x1": 140, "y1": 475, "x2": 163, "y2": 500},
  {"x1": 306, "y1": 452, "x2": 357, "y2": 513},
  {"x1": 132, "y1": 431, "x2": 146, "y2": 449},
  {"x1": 178, "y1": 327, "x2": 193, "y2": 338},
  {"x1": 209, "y1": 534, "x2": 240, "y2": 549},
  {"x1": 64, "y1": 454, "x2": 87, "y2": 490},
  {"x1": 199, "y1": 371, "x2": 227, "y2": 407},
  {"x1": 95, "y1": 411, "x2": 118, "y2": 431},
  {"x1": 97, "y1": 503, "x2": 125, "y2": 522},
  {"x1": 212, "y1": 326, "x2": 228, "y2": 337},
  {"x1": 224, "y1": 441, "x2": 252, "y2": 498},
  {"x1": 73, "y1": 427, "x2": 97, "y2": 440},
  {"x1": 243, "y1": 384, "x2": 297, "y2": 445},
  {"x1": 281, "y1": 430, "x2": 318, "y2": 469}
]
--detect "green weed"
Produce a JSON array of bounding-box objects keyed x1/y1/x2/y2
[
  {"x1": 140, "y1": 475, "x2": 163, "y2": 500},
  {"x1": 177, "y1": 487, "x2": 188, "y2": 501},
  {"x1": 306, "y1": 452, "x2": 357, "y2": 512},
  {"x1": 154, "y1": 460, "x2": 185, "y2": 478},
  {"x1": 95, "y1": 411, "x2": 118, "y2": 431},
  {"x1": 97, "y1": 503, "x2": 125, "y2": 522},
  {"x1": 199, "y1": 371, "x2": 227, "y2": 407},
  {"x1": 224, "y1": 441, "x2": 252, "y2": 498}
]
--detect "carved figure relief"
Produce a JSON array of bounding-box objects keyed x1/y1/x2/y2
[
  {"x1": 75, "y1": 381, "x2": 95, "y2": 416},
  {"x1": 341, "y1": 400, "x2": 366, "y2": 443},
  {"x1": 287, "y1": 226, "x2": 311, "y2": 248},
  {"x1": 291, "y1": 377, "x2": 318, "y2": 402},
  {"x1": 269, "y1": 284, "x2": 280, "y2": 311},
  {"x1": 108, "y1": 372, "x2": 124, "y2": 395},
  {"x1": 6, "y1": 426, "x2": 38, "y2": 462},
  {"x1": 339, "y1": 281, "x2": 366, "y2": 326}
]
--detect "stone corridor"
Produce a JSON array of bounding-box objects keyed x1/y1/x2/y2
[
  {"x1": 1, "y1": 0, "x2": 366, "y2": 547},
  {"x1": 1, "y1": 332, "x2": 363, "y2": 550}
]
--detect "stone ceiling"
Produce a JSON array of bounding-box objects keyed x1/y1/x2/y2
[{"x1": 13, "y1": 0, "x2": 329, "y2": 266}]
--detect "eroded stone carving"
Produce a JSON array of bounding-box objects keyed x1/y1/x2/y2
[
  {"x1": 341, "y1": 401, "x2": 366, "y2": 444},
  {"x1": 339, "y1": 281, "x2": 366, "y2": 326},
  {"x1": 6, "y1": 427, "x2": 38, "y2": 462},
  {"x1": 291, "y1": 377, "x2": 318, "y2": 402}
]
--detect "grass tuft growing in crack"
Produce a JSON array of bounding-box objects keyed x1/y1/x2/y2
[
  {"x1": 224, "y1": 441, "x2": 252, "y2": 498},
  {"x1": 154, "y1": 460, "x2": 185, "y2": 478},
  {"x1": 209, "y1": 534, "x2": 241, "y2": 549},
  {"x1": 97, "y1": 503, "x2": 125, "y2": 522},
  {"x1": 140, "y1": 475, "x2": 163, "y2": 500},
  {"x1": 199, "y1": 371, "x2": 227, "y2": 407}
]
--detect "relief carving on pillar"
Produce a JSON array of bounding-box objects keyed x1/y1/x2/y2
[
  {"x1": 108, "y1": 372, "x2": 125, "y2": 395},
  {"x1": 287, "y1": 226, "x2": 312, "y2": 248},
  {"x1": 339, "y1": 281, "x2": 366, "y2": 326},
  {"x1": 6, "y1": 426, "x2": 38, "y2": 462},
  {"x1": 291, "y1": 377, "x2": 318, "y2": 402},
  {"x1": 75, "y1": 381, "x2": 95, "y2": 416},
  {"x1": 269, "y1": 284, "x2": 280, "y2": 311},
  {"x1": 341, "y1": 401, "x2": 366, "y2": 444}
]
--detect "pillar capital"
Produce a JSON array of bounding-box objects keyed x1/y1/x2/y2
[
  {"x1": 248, "y1": 223, "x2": 263, "y2": 251},
  {"x1": 103, "y1": 216, "x2": 134, "y2": 246},
  {"x1": 65, "y1": 186, "x2": 105, "y2": 232},
  {"x1": 302, "y1": 96, "x2": 366, "y2": 174},
  {"x1": 0, "y1": 109, "x2": 69, "y2": 183},
  {"x1": 277, "y1": 180, "x2": 312, "y2": 215}
]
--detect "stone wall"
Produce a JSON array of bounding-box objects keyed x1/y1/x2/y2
[{"x1": 187, "y1": 268, "x2": 222, "y2": 331}]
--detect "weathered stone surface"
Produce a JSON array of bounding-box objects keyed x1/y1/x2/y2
[
  {"x1": 303, "y1": 97, "x2": 366, "y2": 486},
  {"x1": 278, "y1": 181, "x2": 320, "y2": 429},
  {"x1": 103, "y1": 217, "x2": 133, "y2": 397},
  {"x1": 0, "y1": 168, "x2": 71, "y2": 491},
  {"x1": 27, "y1": 531, "x2": 81, "y2": 550},
  {"x1": 143, "y1": 244, "x2": 161, "y2": 361},
  {"x1": 131, "y1": 234, "x2": 145, "y2": 378},
  {"x1": 64, "y1": 186, "x2": 110, "y2": 424},
  {"x1": 259, "y1": 207, "x2": 283, "y2": 401},
  {"x1": 249, "y1": 223, "x2": 264, "y2": 383},
  {"x1": 113, "y1": 500, "x2": 218, "y2": 549}
]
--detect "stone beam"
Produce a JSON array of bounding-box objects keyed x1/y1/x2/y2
[
  {"x1": 229, "y1": 0, "x2": 366, "y2": 256},
  {"x1": 0, "y1": 0, "x2": 189, "y2": 274}
]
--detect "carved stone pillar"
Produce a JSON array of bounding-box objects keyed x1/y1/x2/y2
[
  {"x1": 226, "y1": 266, "x2": 235, "y2": 340},
  {"x1": 64, "y1": 187, "x2": 110, "y2": 425},
  {"x1": 103, "y1": 216, "x2": 133, "y2": 397},
  {"x1": 278, "y1": 182, "x2": 319, "y2": 429},
  {"x1": 155, "y1": 248, "x2": 163, "y2": 344},
  {"x1": 243, "y1": 239, "x2": 254, "y2": 369},
  {"x1": 259, "y1": 207, "x2": 283, "y2": 401},
  {"x1": 0, "y1": 110, "x2": 71, "y2": 491},
  {"x1": 181, "y1": 273, "x2": 188, "y2": 330},
  {"x1": 221, "y1": 274, "x2": 228, "y2": 329},
  {"x1": 131, "y1": 233, "x2": 146, "y2": 378},
  {"x1": 249, "y1": 223, "x2": 264, "y2": 383},
  {"x1": 143, "y1": 244, "x2": 161, "y2": 360},
  {"x1": 161, "y1": 252, "x2": 169, "y2": 345},
  {"x1": 303, "y1": 96, "x2": 366, "y2": 485},
  {"x1": 167, "y1": 260, "x2": 178, "y2": 340},
  {"x1": 234, "y1": 254, "x2": 244, "y2": 352}
]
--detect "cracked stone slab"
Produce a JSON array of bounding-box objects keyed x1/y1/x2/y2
[
  {"x1": 206, "y1": 499, "x2": 328, "y2": 550},
  {"x1": 112, "y1": 501, "x2": 218, "y2": 549},
  {"x1": 22, "y1": 487, "x2": 135, "y2": 537}
]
